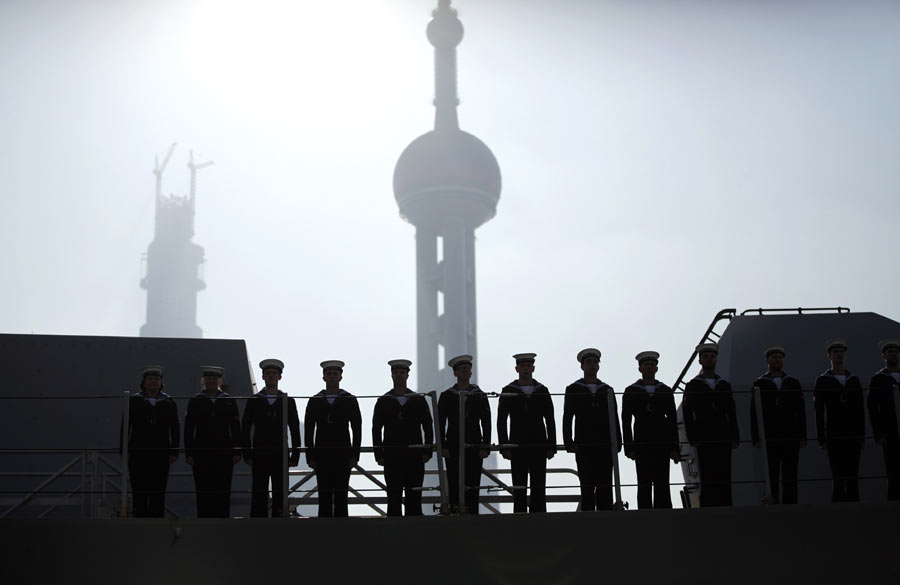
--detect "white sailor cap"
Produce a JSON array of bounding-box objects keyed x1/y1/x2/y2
[
  {"x1": 321, "y1": 360, "x2": 345, "y2": 372},
  {"x1": 635, "y1": 351, "x2": 660, "y2": 364},
  {"x1": 141, "y1": 365, "x2": 164, "y2": 377},
  {"x1": 201, "y1": 366, "x2": 224, "y2": 377},
  {"x1": 259, "y1": 358, "x2": 284, "y2": 372},
  {"x1": 824, "y1": 339, "x2": 847, "y2": 352},
  {"x1": 513, "y1": 353, "x2": 537, "y2": 364},
  {"x1": 879, "y1": 339, "x2": 900, "y2": 353},
  {"x1": 696, "y1": 343, "x2": 718, "y2": 355},
  {"x1": 388, "y1": 359, "x2": 412, "y2": 370},
  {"x1": 448, "y1": 355, "x2": 473, "y2": 369},
  {"x1": 577, "y1": 348, "x2": 601, "y2": 363},
  {"x1": 764, "y1": 345, "x2": 786, "y2": 358}
]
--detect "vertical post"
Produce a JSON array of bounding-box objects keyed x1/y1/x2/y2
[
  {"x1": 753, "y1": 386, "x2": 773, "y2": 504},
  {"x1": 120, "y1": 391, "x2": 130, "y2": 518},
  {"x1": 428, "y1": 391, "x2": 450, "y2": 511},
  {"x1": 91, "y1": 450, "x2": 101, "y2": 518},
  {"x1": 281, "y1": 392, "x2": 289, "y2": 518},
  {"x1": 892, "y1": 385, "x2": 900, "y2": 456},
  {"x1": 458, "y1": 390, "x2": 467, "y2": 513},
  {"x1": 607, "y1": 388, "x2": 623, "y2": 509},
  {"x1": 80, "y1": 450, "x2": 87, "y2": 518}
]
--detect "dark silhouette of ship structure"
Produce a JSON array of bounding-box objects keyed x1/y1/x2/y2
[{"x1": 2, "y1": 1, "x2": 898, "y2": 583}]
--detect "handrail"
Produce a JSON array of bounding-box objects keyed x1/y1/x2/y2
[{"x1": 740, "y1": 306, "x2": 850, "y2": 316}]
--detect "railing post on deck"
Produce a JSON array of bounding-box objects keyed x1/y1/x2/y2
[
  {"x1": 753, "y1": 386, "x2": 773, "y2": 504},
  {"x1": 120, "y1": 391, "x2": 130, "y2": 517},
  {"x1": 281, "y1": 392, "x2": 289, "y2": 517},
  {"x1": 458, "y1": 390, "x2": 467, "y2": 513},
  {"x1": 607, "y1": 388, "x2": 623, "y2": 509},
  {"x1": 427, "y1": 391, "x2": 450, "y2": 512},
  {"x1": 893, "y1": 385, "x2": 900, "y2": 454}
]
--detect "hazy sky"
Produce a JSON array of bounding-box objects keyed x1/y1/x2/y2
[{"x1": 2, "y1": 0, "x2": 899, "y2": 508}]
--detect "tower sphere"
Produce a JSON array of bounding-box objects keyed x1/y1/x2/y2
[
  {"x1": 427, "y1": 5, "x2": 464, "y2": 48},
  {"x1": 393, "y1": 129, "x2": 501, "y2": 228}
]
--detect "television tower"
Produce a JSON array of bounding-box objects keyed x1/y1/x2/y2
[
  {"x1": 393, "y1": 0, "x2": 502, "y2": 391},
  {"x1": 139, "y1": 144, "x2": 212, "y2": 338}
]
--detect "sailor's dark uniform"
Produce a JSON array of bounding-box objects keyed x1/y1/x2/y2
[
  {"x1": 814, "y1": 370, "x2": 865, "y2": 502},
  {"x1": 438, "y1": 385, "x2": 492, "y2": 514},
  {"x1": 184, "y1": 390, "x2": 241, "y2": 517},
  {"x1": 562, "y1": 379, "x2": 622, "y2": 511},
  {"x1": 372, "y1": 390, "x2": 434, "y2": 516},
  {"x1": 497, "y1": 380, "x2": 557, "y2": 513},
  {"x1": 622, "y1": 380, "x2": 677, "y2": 509},
  {"x1": 750, "y1": 372, "x2": 806, "y2": 504},
  {"x1": 305, "y1": 389, "x2": 362, "y2": 517},
  {"x1": 868, "y1": 368, "x2": 900, "y2": 500},
  {"x1": 122, "y1": 391, "x2": 180, "y2": 518},
  {"x1": 241, "y1": 391, "x2": 301, "y2": 517},
  {"x1": 683, "y1": 375, "x2": 739, "y2": 507}
]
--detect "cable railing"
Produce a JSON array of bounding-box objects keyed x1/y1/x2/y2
[{"x1": 1, "y1": 383, "x2": 897, "y2": 518}]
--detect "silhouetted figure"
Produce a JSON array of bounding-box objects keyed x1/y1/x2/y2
[
  {"x1": 868, "y1": 339, "x2": 900, "y2": 500},
  {"x1": 185, "y1": 366, "x2": 241, "y2": 517},
  {"x1": 750, "y1": 345, "x2": 806, "y2": 504},
  {"x1": 563, "y1": 348, "x2": 622, "y2": 511},
  {"x1": 623, "y1": 351, "x2": 679, "y2": 509},
  {"x1": 438, "y1": 355, "x2": 491, "y2": 514},
  {"x1": 683, "y1": 343, "x2": 739, "y2": 507},
  {"x1": 241, "y1": 359, "x2": 300, "y2": 518},
  {"x1": 305, "y1": 360, "x2": 362, "y2": 518},
  {"x1": 122, "y1": 365, "x2": 179, "y2": 517},
  {"x1": 498, "y1": 353, "x2": 556, "y2": 513},
  {"x1": 372, "y1": 359, "x2": 434, "y2": 516},
  {"x1": 814, "y1": 339, "x2": 865, "y2": 502}
]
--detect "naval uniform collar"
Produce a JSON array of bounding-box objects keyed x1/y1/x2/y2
[
  {"x1": 138, "y1": 390, "x2": 169, "y2": 399},
  {"x1": 692, "y1": 373, "x2": 721, "y2": 383},
  {"x1": 576, "y1": 378, "x2": 608, "y2": 389},
  {"x1": 507, "y1": 380, "x2": 544, "y2": 390},
  {"x1": 197, "y1": 390, "x2": 227, "y2": 398},
  {"x1": 628, "y1": 379, "x2": 659, "y2": 389}
]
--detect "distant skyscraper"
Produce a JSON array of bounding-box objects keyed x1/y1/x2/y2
[
  {"x1": 140, "y1": 144, "x2": 212, "y2": 338},
  {"x1": 393, "y1": 0, "x2": 502, "y2": 391}
]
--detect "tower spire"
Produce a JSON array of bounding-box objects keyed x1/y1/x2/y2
[
  {"x1": 427, "y1": 0, "x2": 464, "y2": 131},
  {"x1": 394, "y1": 1, "x2": 501, "y2": 392}
]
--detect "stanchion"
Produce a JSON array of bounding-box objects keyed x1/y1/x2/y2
[
  {"x1": 281, "y1": 391, "x2": 289, "y2": 517},
  {"x1": 606, "y1": 388, "x2": 624, "y2": 509},
  {"x1": 752, "y1": 386, "x2": 774, "y2": 504},
  {"x1": 893, "y1": 385, "x2": 900, "y2": 446},
  {"x1": 120, "y1": 391, "x2": 130, "y2": 518},
  {"x1": 427, "y1": 391, "x2": 450, "y2": 512},
  {"x1": 458, "y1": 389, "x2": 467, "y2": 513}
]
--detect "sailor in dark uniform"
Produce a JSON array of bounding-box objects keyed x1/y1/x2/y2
[
  {"x1": 184, "y1": 366, "x2": 242, "y2": 517},
  {"x1": 497, "y1": 353, "x2": 557, "y2": 513},
  {"x1": 868, "y1": 339, "x2": 900, "y2": 500},
  {"x1": 372, "y1": 359, "x2": 434, "y2": 516},
  {"x1": 814, "y1": 339, "x2": 865, "y2": 502},
  {"x1": 437, "y1": 354, "x2": 492, "y2": 514},
  {"x1": 682, "y1": 343, "x2": 739, "y2": 507},
  {"x1": 622, "y1": 351, "x2": 679, "y2": 509},
  {"x1": 122, "y1": 365, "x2": 180, "y2": 518},
  {"x1": 562, "y1": 348, "x2": 622, "y2": 511},
  {"x1": 305, "y1": 360, "x2": 362, "y2": 518},
  {"x1": 750, "y1": 345, "x2": 807, "y2": 504},
  {"x1": 241, "y1": 359, "x2": 301, "y2": 518}
]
